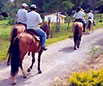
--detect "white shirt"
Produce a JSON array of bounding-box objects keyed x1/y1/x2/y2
[
  {"x1": 27, "y1": 11, "x2": 42, "y2": 30},
  {"x1": 73, "y1": 11, "x2": 85, "y2": 20},
  {"x1": 88, "y1": 12, "x2": 94, "y2": 19},
  {"x1": 26, "y1": 11, "x2": 42, "y2": 30},
  {"x1": 16, "y1": 9, "x2": 28, "y2": 24}
]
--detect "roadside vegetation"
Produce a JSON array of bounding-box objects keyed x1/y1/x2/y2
[
  {"x1": 69, "y1": 68, "x2": 103, "y2": 86},
  {"x1": 50, "y1": 45, "x2": 103, "y2": 86}
]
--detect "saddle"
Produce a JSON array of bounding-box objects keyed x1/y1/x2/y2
[
  {"x1": 26, "y1": 29, "x2": 41, "y2": 41},
  {"x1": 26, "y1": 29, "x2": 47, "y2": 51}
]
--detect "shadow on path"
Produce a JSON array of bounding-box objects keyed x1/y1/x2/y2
[{"x1": 59, "y1": 46, "x2": 74, "y2": 53}]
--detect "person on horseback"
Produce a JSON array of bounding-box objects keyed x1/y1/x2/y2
[
  {"x1": 73, "y1": 7, "x2": 86, "y2": 32},
  {"x1": 88, "y1": 10, "x2": 96, "y2": 26},
  {"x1": 26, "y1": 4, "x2": 47, "y2": 51},
  {"x1": 16, "y1": 3, "x2": 28, "y2": 28}
]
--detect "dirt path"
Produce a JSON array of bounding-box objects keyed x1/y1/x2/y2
[{"x1": 0, "y1": 28, "x2": 103, "y2": 86}]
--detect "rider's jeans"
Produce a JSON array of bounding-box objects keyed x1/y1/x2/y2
[{"x1": 36, "y1": 28, "x2": 47, "y2": 47}]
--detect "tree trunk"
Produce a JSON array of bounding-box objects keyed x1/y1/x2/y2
[{"x1": 55, "y1": 12, "x2": 60, "y2": 32}]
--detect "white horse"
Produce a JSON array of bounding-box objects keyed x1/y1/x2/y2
[{"x1": 86, "y1": 18, "x2": 94, "y2": 33}]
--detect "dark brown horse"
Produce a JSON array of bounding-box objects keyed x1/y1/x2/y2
[
  {"x1": 8, "y1": 32, "x2": 43, "y2": 85},
  {"x1": 7, "y1": 22, "x2": 50, "y2": 65},
  {"x1": 40, "y1": 21, "x2": 50, "y2": 39},
  {"x1": 72, "y1": 22, "x2": 83, "y2": 50}
]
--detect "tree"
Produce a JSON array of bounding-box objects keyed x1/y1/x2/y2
[
  {"x1": 71, "y1": 0, "x2": 84, "y2": 8},
  {"x1": 42, "y1": 0, "x2": 74, "y2": 32}
]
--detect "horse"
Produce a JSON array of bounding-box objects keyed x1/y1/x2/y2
[
  {"x1": 7, "y1": 22, "x2": 50, "y2": 65},
  {"x1": 40, "y1": 20, "x2": 50, "y2": 39},
  {"x1": 72, "y1": 22, "x2": 83, "y2": 50},
  {"x1": 86, "y1": 18, "x2": 94, "y2": 33},
  {"x1": 8, "y1": 32, "x2": 44, "y2": 85}
]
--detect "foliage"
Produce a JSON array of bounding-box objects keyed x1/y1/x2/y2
[
  {"x1": 0, "y1": 0, "x2": 103, "y2": 25},
  {"x1": 43, "y1": 0, "x2": 74, "y2": 13},
  {"x1": 69, "y1": 68, "x2": 103, "y2": 86},
  {"x1": 71, "y1": 0, "x2": 84, "y2": 8},
  {"x1": 89, "y1": 46, "x2": 101, "y2": 56}
]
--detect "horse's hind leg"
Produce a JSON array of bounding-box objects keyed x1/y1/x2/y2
[
  {"x1": 77, "y1": 36, "x2": 81, "y2": 48},
  {"x1": 27, "y1": 52, "x2": 35, "y2": 72},
  {"x1": 7, "y1": 55, "x2": 10, "y2": 65},
  {"x1": 11, "y1": 75, "x2": 16, "y2": 85},
  {"x1": 38, "y1": 50, "x2": 43, "y2": 74},
  {"x1": 74, "y1": 36, "x2": 77, "y2": 50},
  {"x1": 20, "y1": 62, "x2": 27, "y2": 78}
]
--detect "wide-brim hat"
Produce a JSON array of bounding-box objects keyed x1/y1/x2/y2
[
  {"x1": 22, "y1": 3, "x2": 28, "y2": 7},
  {"x1": 30, "y1": 4, "x2": 37, "y2": 8}
]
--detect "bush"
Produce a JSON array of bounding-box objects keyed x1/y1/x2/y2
[
  {"x1": 8, "y1": 18, "x2": 16, "y2": 25},
  {"x1": 69, "y1": 68, "x2": 103, "y2": 86}
]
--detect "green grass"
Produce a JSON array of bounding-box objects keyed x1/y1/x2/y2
[
  {"x1": 0, "y1": 25, "x2": 11, "y2": 40},
  {"x1": 46, "y1": 32, "x2": 73, "y2": 45},
  {"x1": 0, "y1": 25, "x2": 11, "y2": 61},
  {"x1": 0, "y1": 40, "x2": 9, "y2": 61},
  {"x1": 0, "y1": 19, "x2": 8, "y2": 25}
]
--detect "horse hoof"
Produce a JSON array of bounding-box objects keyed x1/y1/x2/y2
[
  {"x1": 74, "y1": 47, "x2": 76, "y2": 50},
  {"x1": 12, "y1": 82, "x2": 16, "y2": 85},
  {"x1": 23, "y1": 76, "x2": 27, "y2": 78},
  {"x1": 27, "y1": 68, "x2": 31, "y2": 72},
  {"x1": 38, "y1": 70, "x2": 42, "y2": 74},
  {"x1": 77, "y1": 46, "x2": 79, "y2": 48},
  {"x1": 7, "y1": 63, "x2": 9, "y2": 66}
]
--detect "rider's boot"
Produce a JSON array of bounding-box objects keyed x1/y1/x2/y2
[{"x1": 41, "y1": 46, "x2": 47, "y2": 51}]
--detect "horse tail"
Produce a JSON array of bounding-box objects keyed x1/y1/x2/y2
[
  {"x1": 11, "y1": 28, "x2": 18, "y2": 43},
  {"x1": 11, "y1": 37, "x2": 20, "y2": 76},
  {"x1": 7, "y1": 28, "x2": 17, "y2": 56},
  {"x1": 87, "y1": 20, "x2": 91, "y2": 30},
  {"x1": 74, "y1": 24, "x2": 79, "y2": 39}
]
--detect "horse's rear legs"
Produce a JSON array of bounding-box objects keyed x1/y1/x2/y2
[
  {"x1": 20, "y1": 62, "x2": 27, "y2": 78},
  {"x1": 77, "y1": 36, "x2": 81, "y2": 48},
  {"x1": 74, "y1": 37, "x2": 77, "y2": 50},
  {"x1": 38, "y1": 50, "x2": 43, "y2": 74},
  {"x1": 27, "y1": 53, "x2": 35, "y2": 72},
  {"x1": 11, "y1": 75, "x2": 16, "y2": 85},
  {"x1": 7, "y1": 55, "x2": 10, "y2": 65}
]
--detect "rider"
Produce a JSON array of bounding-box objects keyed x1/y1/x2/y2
[
  {"x1": 73, "y1": 7, "x2": 86, "y2": 32},
  {"x1": 88, "y1": 10, "x2": 96, "y2": 26},
  {"x1": 16, "y1": 3, "x2": 28, "y2": 28},
  {"x1": 26, "y1": 4, "x2": 47, "y2": 51}
]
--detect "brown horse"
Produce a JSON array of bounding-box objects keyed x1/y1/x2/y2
[
  {"x1": 72, "y1": 22, "x2": 83, "y2": 50},
  {"x1": 8, "y1": 32, "x2": 43, "y2": 85},
  {"x1": 7, "y1": 23, "x2": 50, "y2": 65}
]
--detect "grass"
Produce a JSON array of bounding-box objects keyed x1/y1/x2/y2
[
  {"x1": 0, "y1": 40, "x2": 9, "y2": 61},
  {"x1": 0, "y1": 25, "x2": 11, "y2": 61}
]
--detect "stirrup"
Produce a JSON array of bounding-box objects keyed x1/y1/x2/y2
[{"x1": 41, "y1": 47, "x2": 47, "y2": 51}]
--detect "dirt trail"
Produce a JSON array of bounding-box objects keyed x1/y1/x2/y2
[{"x1": 0, "y1": 28, "x2": 103, "y2": 86}]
